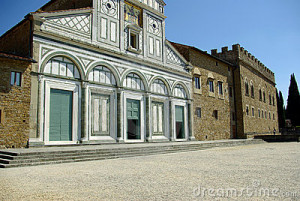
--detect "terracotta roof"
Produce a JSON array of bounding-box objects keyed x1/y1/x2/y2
[
  {"x1": 169, "y1": 41, "x2": 234, "y2": 67},
  {"x1": 0, "y1": 52, "x2": 35, "y2": 62},
  {"x1": 31, "y1": 7, "x2": 92, "y2": 14}
]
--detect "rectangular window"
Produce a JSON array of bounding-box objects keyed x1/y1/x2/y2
[
  {"x1": 261, "y1": 110, "x2": 264, "y2": 118},
  {"x1": 0, "y1": 109, "x2": 2, "y2": 123},
  {"x1": 259, "y1": 90, "x2": 262, "y2": 101},
  {"x1": 218, "y1": 81, "x2": 223, "y2": 95},
  {"x1": 246, "y1": 105, "x2": 249, "y2": 116},
  {"x1": 175, "y1": 106, "x2": 185, "y2": 139},
  {"x1": 265, "y1": 111, "x2": 267, "y2": 119},
  {"x1": 245, "y1": 82, "x2": 249, "y2": 96},
  {"x1": 252, "y1": 107, "x2": 255, "y2": 117},
  {"x1": 194, "y1": 77, "x2": 201, "y2": 89},
  {"x1": 251, "y1": 86, "x2": 254, "y2": 98},
  {"x1": 10, "y1": 71, "x2": 22, "y2": 86},
  {"x1": 273, "y1": 113, "x2": 275, "y2": 120},
  {"x1": 269, "y1": 112, "x2": 271, "y2": 119},
  {"x1": 196, "y1": 107, "x2": 201, "y2": 118},
  {"x1": 209, "y1": 80, "x2": 214, "y2": 92},
  {"x1": 130, "y1": 33, "x2": 138, "y2": 49},
  {"x1": 213, "y1": 110, "x2": 218, "y2": 120},
  {"x1": 258, "y1": 109, "x2": 261, "y2": 118}
]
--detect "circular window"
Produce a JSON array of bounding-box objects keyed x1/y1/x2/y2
[{"x1": 152, "y1": 24, "x2": 157, "y2": 29}]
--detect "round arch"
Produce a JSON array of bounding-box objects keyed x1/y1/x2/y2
[
  {"x1": 41, "y1": 51, "x2": 85, "y2": 80},
  {"x1": 149, "y1": 76, "x2": 171, "y2": 96},
  {"x1": 172, "y1": 81, "x2": 191, "y2": 99},
  {"x1": 86, "y1": 61, "x2": 121, "y2": 87},
  {"x1": 121, "y1": 69, "x2": 149, "y2": 92}
]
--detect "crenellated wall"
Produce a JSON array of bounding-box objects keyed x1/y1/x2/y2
[{"x1": 211, "y1": 44, "x2": 275, "y2": 84}]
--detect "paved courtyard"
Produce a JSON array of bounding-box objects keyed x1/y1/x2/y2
[{"x1": 0, "y1": 142, "x2": 299, "y2": 200}]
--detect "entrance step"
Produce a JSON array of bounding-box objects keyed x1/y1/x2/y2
[{"x1": 0, "y1": 139, "x2": 264, "y2": 168}]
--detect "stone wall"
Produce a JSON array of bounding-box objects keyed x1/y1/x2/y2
[
  {"x1": 0, "y1": 58, "x2": 32, "y2": 148},
  {"x1": 190, "y1": 50, "x2": 234, "y2": 141},
  {"x1": 212, "y1": 44, "x2": 279, "y2": 138},
  {"x1": 239, "y1": 64, "x2": 278, "y2": 136}
]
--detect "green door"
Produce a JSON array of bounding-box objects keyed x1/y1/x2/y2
[
  {"x1": 49, "y1": 89, "x2": 73, "y2": 141},
  {"x1": 127, "y1": 99, "x2": 140, "y2": 140},
  {"x1": 175, "y1": 106, "x2": 185, "y2": 139}
]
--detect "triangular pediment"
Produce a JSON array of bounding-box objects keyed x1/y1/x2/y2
[{"x1": 165, "y1": 41, "x2": 187, "y2": 67}]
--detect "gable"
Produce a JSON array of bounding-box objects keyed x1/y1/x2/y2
[
  {"x1": 36, "y1": 8, "x2": 93, "y2": 39},
  {"x1": 46, "y1": 14, "x2": 91, "y2": 34},
  {"x1": 166, "y1": 42, "x2": 186, "y2": 67}
]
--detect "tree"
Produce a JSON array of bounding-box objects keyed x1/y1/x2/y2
[
  {"x1": 276, "y1": 89, "x2": 285, "y2": 129},
  {"x1": 286, "y1": 74, "x2": 300, "y2": 126}
]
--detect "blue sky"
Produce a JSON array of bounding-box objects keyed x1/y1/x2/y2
[
  {"x1": 1, "y1": 0, "x2": 299, "y2": 104},
  {"x1": 165, "y1": 0, "x2": 300, "y2": 104}
]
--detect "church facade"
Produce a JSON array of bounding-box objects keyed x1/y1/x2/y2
[
  {"x1": 1, "y1": 0, "x2": 194, "y2": 147},
  {"x1": 0, "y1": 0, "x2": 278, "y2": 148}
]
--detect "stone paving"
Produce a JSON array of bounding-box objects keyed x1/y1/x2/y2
[{"x1": 0, "y1": 142, "x2": 299, "y2": 200}]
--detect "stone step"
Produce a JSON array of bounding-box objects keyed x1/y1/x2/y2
[
  {"x1": 0, "y1": 151, "x2": 18, "y2": 156},
  {"x1": 0, "y1": 154, "x2": 15, "y2": 160},
  {"x1": 0, "y1": 146, "x2": 208, "y2": 167},
  {"x1": 0, "y1": 158, "x2": 10, "y2": 164},
  {"x1": 1, "y1": 148, "x2": 207, "y2": 168},
  {"x1": 9, "y1": 145, "x2": 202, "y2": 158},
  {"x1": 4, "y1": 146, "x2": 207, "y2": 165},
  {"x1": 0, "y1": 139, "x2": 265, "y2": 168}
]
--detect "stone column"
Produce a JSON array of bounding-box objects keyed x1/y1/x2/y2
[
  {"x1": 145, "y1": 93, "x2": 151, "y2": 141},
  {"x1": 169, "y1": 98, "x2": 175, "y2": 141},
  {"x1": 188, "y1": 100, "x2": 196, "y2": 141},
  {"x1": 36, "y1": 75, "x2": 43, "y2": 139},
  {"x1": 81, "y1": 81, "x2": 88, "y2": 142},
  {"x1": 117, "y1": 88, "x2": 124, "y2": 142}
]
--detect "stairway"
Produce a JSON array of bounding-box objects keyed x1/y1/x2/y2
[{"x1": 0, "y1": 139, "x2": 264, "y2": 168}]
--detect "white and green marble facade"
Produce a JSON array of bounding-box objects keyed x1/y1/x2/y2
[{"x1": 29, "y1": 0, "x2": 194, "y2": 145}]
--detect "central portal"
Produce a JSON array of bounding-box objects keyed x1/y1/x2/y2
[
  {"x1": 175, "y1": 105, "x2": 185, "y2": 139},
  {"x1": 127, "y1": 99, "x2": 141, "y2": 140}
]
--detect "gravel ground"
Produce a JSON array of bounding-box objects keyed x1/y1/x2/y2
[{"x1": 0, "y1": 142, "x2": 299, "y2": 201}]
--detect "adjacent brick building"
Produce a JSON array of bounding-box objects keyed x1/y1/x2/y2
[
  {"x1": 171, "y1": 42, "x2": 279, "y2": 140},
  {"x1": 0, "y1": 53, "x2": 33, "y2": 148},
  {"x1": 171, "y1": 42, "x2": 237, "y2": 141}
]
